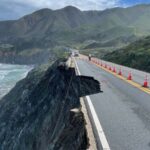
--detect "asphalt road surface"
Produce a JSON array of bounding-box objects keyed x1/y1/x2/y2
[
  {"x1": 76, "y1": 58, "x2": 150, "y2": 150},
  {"x1": 96, "y1": 58, "x2": 150, "y2": 86}
]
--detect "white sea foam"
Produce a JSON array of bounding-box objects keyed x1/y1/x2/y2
[
  {"x1": 0, "y1": 64, "x2": 32, "y2": 99},
  {"x1": 0, "y1": 70, "x2": 10, "y2": 81}
]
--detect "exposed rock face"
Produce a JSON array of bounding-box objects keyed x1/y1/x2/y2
[
  {"x1": 0, "y1": 59, "x2": 100, "y2": 150},
  {"x1": 0, "y1": 48, "x2": 53, "y2": 64}
]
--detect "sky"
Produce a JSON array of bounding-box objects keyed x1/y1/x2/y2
[{"x1": 0, "y1": 0, "x2": 150, "y2": 20}]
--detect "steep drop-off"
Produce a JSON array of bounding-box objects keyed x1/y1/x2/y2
[{"x1": 0, "y1": 59, "x2": 100, "y2": 150}]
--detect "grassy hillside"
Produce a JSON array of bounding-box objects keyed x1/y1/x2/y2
[
  {"x1": 1, "y1": 5, "x2": 150, "y2": 64},
  {"x1": 104, "y1": 36, "x2": 150, "y2": 72}
]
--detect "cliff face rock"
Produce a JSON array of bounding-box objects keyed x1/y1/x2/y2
[
  {"x1": 0, "y1": 59, "x2": 100, "y2": 150},
  {"x1": 0, "y1": 48, "x2": 53, "y2": 64},
  {"x1": 0, "y1": 42, "x2": 58, "y2": 65}
]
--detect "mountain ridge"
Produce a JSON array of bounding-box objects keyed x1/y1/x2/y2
[
  {"x1": 2, "y1": 4, "x2": 150, "y2": 37},
  {"x1": 1, "y1": 4, "x2": 150, "y2": 64}
]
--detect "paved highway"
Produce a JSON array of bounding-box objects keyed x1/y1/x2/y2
[
  {"x1": 93, "y1": 57, "x2": 150, "y2": 87},
  {"x1": 75, "y1": 58, "x2": 150, "y2": 150}
]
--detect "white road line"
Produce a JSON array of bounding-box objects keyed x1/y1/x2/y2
[
  {"x1": 74, "y1": 58, "x2": 81, "y2": 75},
  {"x1": 74, "y1": 58, "x2": 111, "y2": 150},
  {"x1": 86, "y1": 96, "x2": 110, "y2": 150}
]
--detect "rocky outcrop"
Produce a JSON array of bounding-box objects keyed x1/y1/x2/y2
[
  {"x1": 0, "y1": 42, "x2": 57, "y2": 65},
  {"x1": 0, "y1": 49, "x2": 53, "y2": 64},
  {"x1": 0, "y1": 59, "x2": 100, "y2": 150}
]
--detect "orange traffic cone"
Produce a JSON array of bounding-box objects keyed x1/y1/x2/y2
[
  {"x1": 109, "y1": 66, "x2": 112, "y2": 71},
  {"x1": 127, "y1": 72, "x2": 132, "y2": 80},
  {"x1": 143, "y1": 75, "x2": 149, "y2": 88},
  {"x1": 118, "y1": 68, "x2": 122, "y2": 76},
  {"x1": 113, "y1": 67, "x2": 116, "y2": 73}
]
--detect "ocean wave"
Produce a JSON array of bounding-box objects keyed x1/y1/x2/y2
[
  {"x1": 0, "y1": 70, "x2": 10, "y2": 81},
  {"x1": 0, "y1": 64, "x2": 32, "y2": 99}
]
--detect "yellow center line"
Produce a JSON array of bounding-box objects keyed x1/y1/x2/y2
[
  {"x1": 79, "y1": 56, "x2": 150, "y2": 95},
  {"x1": 94, "y1": 62, "x2": 150, "y2": 95}
]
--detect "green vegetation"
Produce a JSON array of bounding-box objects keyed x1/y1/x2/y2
[
  {"x1": 104, "y1": 36, "x2": 150, "y2": 72},
  {"x1": 1, "y1": 5, "x2": 150, "y2": 64},
  {"x1": 51, "y1": 46, "x2": 70, "y2": 59}
]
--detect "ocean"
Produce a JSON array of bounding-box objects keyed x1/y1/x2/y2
[{"x1": 0, "y1": 63, "x2": 32, "y2": 99}]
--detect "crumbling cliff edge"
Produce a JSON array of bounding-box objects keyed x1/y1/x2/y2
[{"x1": 0, "y1": 59, "x2": 100, "y2": 150}]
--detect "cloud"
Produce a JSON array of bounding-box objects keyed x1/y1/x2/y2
[
  {"x1": 0, "y1": 0, "x2": 121, "y2": 20},
  {"x1": 12, "y1": 0, "x2": 120, "y2": 10}
]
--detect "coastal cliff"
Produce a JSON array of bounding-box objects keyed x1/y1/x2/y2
[{"x1": 0, "y1": 59, "x2": 100, "y2": 150}]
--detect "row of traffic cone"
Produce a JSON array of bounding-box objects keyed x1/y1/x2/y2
[
  {"x1": 101, "y1": 62, "x2": 149, "y2": 88},
  {"x1": 89, "y1": 58, "x2": 149, "y2": 88},
  {"x1": 126, "y1": 72, "x2": 149, "y2": 88}
]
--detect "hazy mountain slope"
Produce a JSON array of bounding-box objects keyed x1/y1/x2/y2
[
  {"x1": 1, "y1": 5, "x2": 150, "y2": 64},
  {"x1": 0, "y1": 6, "x2": 85, "y2": 39},
  {"x1": 104, "y1": 36, "x2": 150, "y2": 72},
  {"x1": 2, "y1": 5, "x2": 150, "y2": 41}
]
